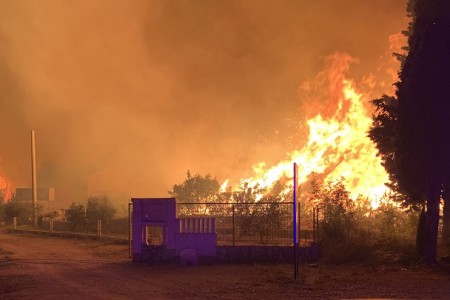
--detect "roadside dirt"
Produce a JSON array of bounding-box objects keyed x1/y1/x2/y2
[{"x1": 1, "y1": 230, "x2": 450, "y2": 299}]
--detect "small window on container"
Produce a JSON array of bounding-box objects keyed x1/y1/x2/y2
[{"x1": 146, "y1": 225, "x2": 164, "y2": 246}]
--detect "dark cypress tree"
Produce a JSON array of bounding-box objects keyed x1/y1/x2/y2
[
  {"x1": 369, "y1": 1, "x2": 425, "y2": 209},
  {"x1": 370, "y1": 0, "x2": 450, "y2": 264},
  {"x1": 398, "y1": 0, "x2": 450, "y2": 264}
]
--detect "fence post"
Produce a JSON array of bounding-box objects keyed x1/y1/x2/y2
[
  {"x1": 232, "y1": 204, "x2": 235, "y2": 246},
  {"x1": 97, "y1": 220, "x2": 102, "y2": 237},
  {"x1": 293, "y1": 162, "x2": 299, "y2": 280},
  {"x1": 50, "y1": 218, "x2": 54, "y2": 233}
]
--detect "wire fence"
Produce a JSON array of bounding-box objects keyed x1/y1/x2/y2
[
  {"x1": 177, "y1": 202, "x2": 315, "y2": 246},
  {"x1": 13, "y1": 201, "x2": 317, "y2": 247},
  {"x1": 12, "y1": 217, "x2": 129, "y2": 240}
]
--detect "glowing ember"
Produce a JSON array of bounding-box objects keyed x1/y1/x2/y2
[{"x1": 228, "y1": 54, "x2": 391, "y2": 208}]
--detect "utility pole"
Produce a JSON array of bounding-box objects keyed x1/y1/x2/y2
[{"x1": 31, "y1": 130, "x2": 38, "y2": 227}]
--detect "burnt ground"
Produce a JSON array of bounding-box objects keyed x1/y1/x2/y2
[{"x1": 0, "y1": 230, "x2": 450, "y2": 299}]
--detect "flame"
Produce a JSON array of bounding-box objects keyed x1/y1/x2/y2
[
  {"x1": 219, "y1": 179, "x2": 229, "y2": 193},
  {"x1": 0, "y1": 176, "x2": 13, "y2": 203},
  {"x1": 228, "y1": 54, "x2": 392, "y2": 208}
]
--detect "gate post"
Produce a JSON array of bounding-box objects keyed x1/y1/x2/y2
[
  {"x1": 293, "y1": 163, "x2": 299, "y2": 279},
  {"x1": 128, "y1": 201, "x2": 133, "y2": 258}
]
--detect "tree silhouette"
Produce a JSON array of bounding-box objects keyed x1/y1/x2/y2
[
  {"x1": 169, "y1": 170, "x2": 220, "y2": 203},
  {"x1": 370, "y1": 0, "x2": 450, "y2": 263}
]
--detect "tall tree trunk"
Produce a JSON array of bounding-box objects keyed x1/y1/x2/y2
[
  {"x1": 424, "y1": 178, "x2": 441, "y2": 264},
  {"x1": 416, "y1": 207, "x2": 427, "y2": 255},
  {"x1": 442, "y1": 183, "x2": 450, "y2": 248}
]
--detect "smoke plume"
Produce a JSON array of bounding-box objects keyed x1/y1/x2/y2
[{"x1": 0, "y1": 0, "x2": 407, "y2": 206}]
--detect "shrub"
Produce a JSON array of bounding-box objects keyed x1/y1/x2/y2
[
  {"x1": 313, "y1": 178, "x2": 420, "y2": 265},
  {"x1": 65, "y1": 202, "x2": 86, "y2": 230},
  {"x1": 85, "y1": 195, "x2": 116, "y2": 229},
  {"x1": 65, "y1": 195, "x2": 116, "y2": 232},
  {"x1": 1, "y1": 197, "x2": 39, "y2": 225}
]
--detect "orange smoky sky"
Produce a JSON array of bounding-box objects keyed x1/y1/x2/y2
[{"x1": 0, "y1": 0, "x2": 408, "y2": 205}]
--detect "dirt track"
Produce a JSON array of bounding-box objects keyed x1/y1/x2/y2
[{"x1": 1, "y1": 230, "x2": 450, "y2": 299}]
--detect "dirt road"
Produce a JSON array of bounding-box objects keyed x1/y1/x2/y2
[{"x1": 1, "y1": 230, "x2": 450, "y2": 299}]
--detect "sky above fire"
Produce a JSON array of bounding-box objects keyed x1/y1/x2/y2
[{"x1": 0, "y1": 0, "x2": 408, "y2": 204}]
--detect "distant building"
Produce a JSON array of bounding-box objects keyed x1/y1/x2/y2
[
  {"x1": 15, "y1": 187, "x2": 57, "y2": 213},
  {"x1": 16, "y1": 187, "x2": 55, "y2": 201}
]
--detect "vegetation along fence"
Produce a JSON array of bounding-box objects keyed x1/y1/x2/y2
[{"x1": 177, "y1": 202, "x2": 316, "y2": 246}]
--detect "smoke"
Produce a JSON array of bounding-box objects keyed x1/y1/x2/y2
[{"x1": 0, "y1": 0, "x2": 407, "y2": 206}]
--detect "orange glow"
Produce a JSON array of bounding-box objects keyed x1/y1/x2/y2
[{"x1": 227, "y1": 55, "x2": 391, "y2": 208}]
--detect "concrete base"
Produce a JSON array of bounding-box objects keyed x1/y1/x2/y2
[{"x1": 135, "y1": 244, "x2": 319, "y2": 265}]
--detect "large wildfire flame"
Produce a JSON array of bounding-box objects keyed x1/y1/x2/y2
[{"x1": 223, "y1": 53, "x2": 393, "y2": 208}]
